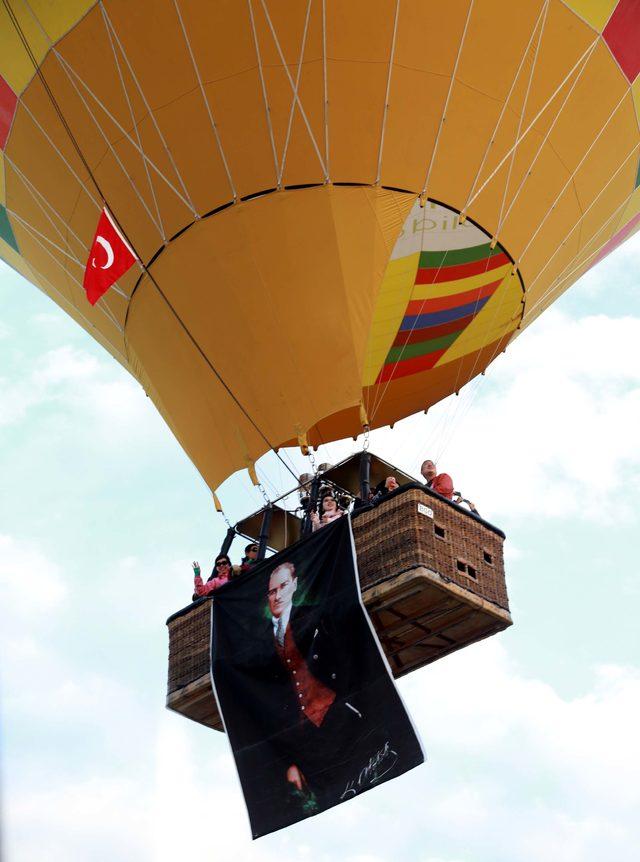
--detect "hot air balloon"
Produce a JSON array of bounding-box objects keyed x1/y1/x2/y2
[{"x1": 1, "y1": 0, "x2": 639, "y2": 729}]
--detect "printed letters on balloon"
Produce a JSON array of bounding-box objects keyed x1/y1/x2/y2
[{"x1": 83, "y1": 207, "x2": 136, "y2": 305}]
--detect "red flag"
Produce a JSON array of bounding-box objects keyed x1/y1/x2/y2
[{"x1": 83, "y1": 207, "x2": 137, "y2": 305}]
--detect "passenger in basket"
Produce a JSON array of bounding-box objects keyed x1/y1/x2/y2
[
  {"x1": 192, "y1": 553, "x2": 232, "y2": 598},
  {"x1": 371, "y1": 475, "x2": 400, "y2": 504},
  {"x1": 240, "y1": 543, "x2": 260, "y2": 574},
  {"x1": 420, "y1": 459, "x2": 454, "y2": 500},
  {"x1": 310, "y1": 492, "x2": 344, "y2": 531}
]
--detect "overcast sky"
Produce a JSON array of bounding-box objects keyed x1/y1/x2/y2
[{"x1": 1, "y1": 233, "x2": 639, "y2": 861}]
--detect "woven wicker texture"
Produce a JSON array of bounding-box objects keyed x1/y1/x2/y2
[
  {"x1": 167, "y1": 600, "x2": 211, "y2": 696},
  {"x1": 167, "y1": 487, "x2": 507, "y2": 697},
  {"x1": 353, "y1": 487, "x2": 508, "y2": 608}
]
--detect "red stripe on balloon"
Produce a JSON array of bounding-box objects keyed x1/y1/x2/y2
[
  {"x1": 0, "y1": 75, "x2": 18, "y2": 151},
  {"x1": 405, "y1": 277, "x2": 501, "y2": 317},
  {"x1": 376, "y1": 349, "x2": 448, "y2": 383},
  {"x1": 603, "y1": 0, "x2": 640, "y2": 83},
  {"x1": 415, "y1": 251, "x2": 508, "y2": 284}
]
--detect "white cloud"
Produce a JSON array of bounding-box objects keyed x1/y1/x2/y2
[
  {"x1": 0, "y1": 340, "x2": 166, "y2": 455},
  {"x1": 570, "y1": 230, "x2": 640, "y2": 298},
  {"x1": 6, "y1": 775, "x2": 151, "y2": 862},
  {"x1": 0, "y1": 534, "x2": 66, "y2": 619}
]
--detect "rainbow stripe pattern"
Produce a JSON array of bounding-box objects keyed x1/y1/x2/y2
[{"x1": 376, "y1": 242, "x2": 509, "y2": 383}]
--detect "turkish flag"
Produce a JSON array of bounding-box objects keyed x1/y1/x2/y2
[{"x1": 83, "y1": 207, "x2": 137, "y2": 305}]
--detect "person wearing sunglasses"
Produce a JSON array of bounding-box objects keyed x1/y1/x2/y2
[
  {"x1": 240, "y1": 543, "x2": 260, "y2": 574},
  {"x1": 192, "y1": 554, "x2": 232, "y2": 598}
]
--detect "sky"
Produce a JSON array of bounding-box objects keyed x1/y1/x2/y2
[{"x1": 1, "y1": 232, "x2": 639, "y2": 862}]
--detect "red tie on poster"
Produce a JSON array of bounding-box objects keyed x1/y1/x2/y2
[{"x1": 83, "y1": 207, "x2": 137, "y2": 305}]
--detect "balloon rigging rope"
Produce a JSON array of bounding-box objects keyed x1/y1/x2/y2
[
  {"x1": 19, "y1": 101, "x2": 102, "y2": 210},
  {"x1": 370, "y1": 0, "x2": 476, "y2": 425},
  {"x1": 98, "y1": 3, "x2": 199, "y2": 220},
  {"x1": 375, "y1": 0, "x2": 401, "y2": 186},
  {"x1": 435, "y1": 155, "x2": 640, "y2": 463},
  {"x1": 429, "y1": 25, "x2": 628, "y2": 464},
  {"x1": 463, "y1": 36, "x2": 602, "y2": 214},
  {"x1": 55, "y1": 51, "x2": 189, "y2": 231},
  {"x1": 496, "y1": 38, "x2": 597, "y2": 238},
  {"x1": 491, "y1": 0, "x2": 548, "y2": 247},
  {"x1": 527, "y1": 149, "x2": 639, "y2": 302},
  {"x1": 420, "y1": 0, "x2": 475, "y2": 199},
  {"x1": 172, "y1": 0, "x2": 237, "y2": 202},
  {"x1": 432, "y1": 172, "x2": 640, "y2": 465},
  {"x1": 423, "y1": 5, "x2": 552, "y2": 459},
  {"x1": 277, "y1": 0, "x2": 313, "y2": 185},
  {"x1": 6, "y1": 154, "x2": 92, "y2": 259},
  {"x1": 460, "y1": 0, "x2": 547, "y2": 221},
  {"x1": 259, "y1": 0, "x2": 329, "y2": 181},
  {"x1": 5, "y1": 208, "x2": 125, "y2": 319},
  {"x1": 379, "y1": 0, "x2": 571, "y2": 465},
  {"x1": 3, "y1": 0, "x2": 302, "y2": 494},
  {"x1": 100, "y1": 4, "x2": 167, "y2": 242},
  {"x1": 322, "y1": 0, "x2": 330, "y2": 180},
  {"x1": 527, "y1": 188, "x2": 638, "y2": 321},
  {"x1": 517, "y1": 89, "x2": 630, "y2": 267},
  {"x1": 2, "y1": 0, "x2": 111, "y2": 209},
  {"x1": 26, "y1": 258, "x2": 130, "y2": 365},
  {"x1": 17, "y1": 0, "x2": 195, "y2": 228},
  {"x1": 247, "y1": 0, "x2": 281, "y2": 188}
]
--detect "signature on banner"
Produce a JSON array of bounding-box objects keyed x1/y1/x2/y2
[{"x1": 340, "y1": 741, "x2": 399, "y2": 800}]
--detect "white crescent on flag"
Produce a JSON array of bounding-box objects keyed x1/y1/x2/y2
[{"x1": 92, "y1": 236, "x2": 115, "y2": 270}]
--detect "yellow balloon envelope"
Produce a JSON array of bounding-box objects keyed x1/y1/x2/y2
[{"x1": 1, "y1": 0, "x2": 639, "y2": 490}]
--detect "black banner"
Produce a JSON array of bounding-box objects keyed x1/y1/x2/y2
[{"x1": 211, "y1": 515, "x2": 425, "y2": 838}]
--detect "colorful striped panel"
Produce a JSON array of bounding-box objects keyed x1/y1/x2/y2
[
  {"x1": 405, "y1": 277, "x2": 501, "y2": 316},
  {"x1": 0, "y1": 74, "x2": 17, "y2": 150},
  {"x1": 418, "y1": 241, "x2": 494, "y2": 268},
  {"x1": 386, "y1": 331, "x2": 460, "y2": 363},
  {"x1": 399, "y1": 295, "x2": 491, "y2": 331},
  {"x1": 392, "y1": 313, "x2": 477, "y2": 347},
  {"x1": 376, "y1": 244, "x2": 506, "y2": 384},
  {"x1": 377, "y1": 348, "x2": 450, "y2": 382},
  {"x1": 603, "y1": 0, "x2": 640, "y2": 83},
  {"x1": 415, "y1": 251, "x2": 509, "y2": 284}
]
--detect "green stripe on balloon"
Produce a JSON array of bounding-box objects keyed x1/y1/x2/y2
[
  {"x1": 419, "y1": 241, "x2": 503, "y2": 268},
  {"x1": 0, "y1": 205, "x2": 19, "y2": 252},
  {"x1": 385, "y1": 330, "x2": 460, "y2": 363}
]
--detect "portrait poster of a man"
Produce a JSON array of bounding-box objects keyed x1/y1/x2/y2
[{"x1": 210, "y1": 515, "x2": 425, "y2": 839}]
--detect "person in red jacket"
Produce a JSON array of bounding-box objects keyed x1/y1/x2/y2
[
  {"x1": 420, "y1": 459, "x2": 454, "y2": 500},
  {"x1": 192, "y1": 554, "x2": 232, "y2": 598}
]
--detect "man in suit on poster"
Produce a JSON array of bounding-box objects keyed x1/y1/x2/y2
[{"x1": 265, "y1": 560, "x2": 362, "y2": 804}]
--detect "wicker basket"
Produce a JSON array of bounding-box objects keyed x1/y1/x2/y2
[
  {"x1": 166, "y1": 484, "x2": 510, "y2": 730},
  {"x1": 353, "y1": 485, "x2": 508, "y2": 609}
]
